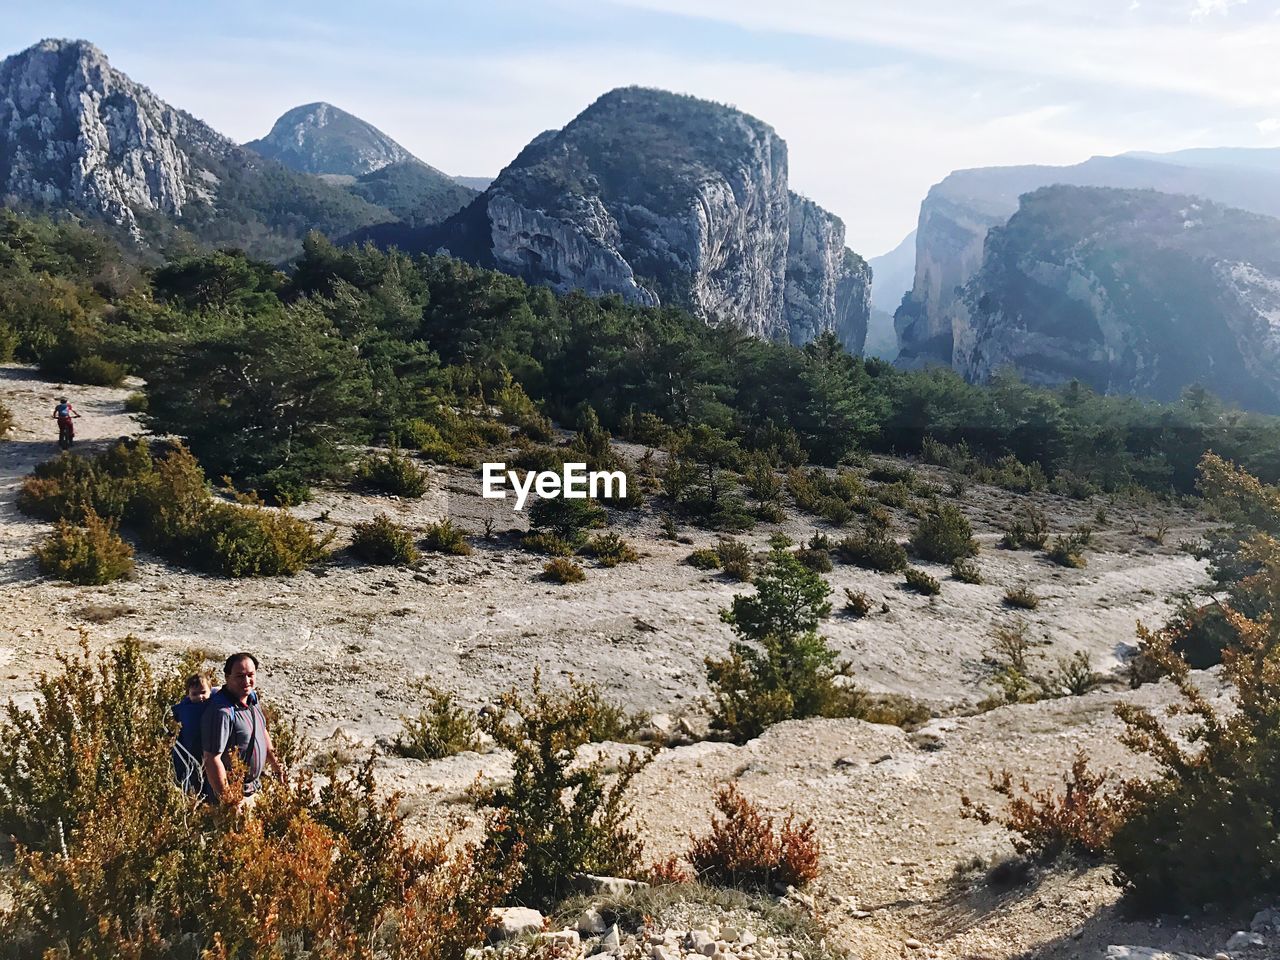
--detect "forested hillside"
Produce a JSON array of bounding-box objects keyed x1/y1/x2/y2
[{"x1": 5, "y1": 207, "x2": 1280, "y2": 503}]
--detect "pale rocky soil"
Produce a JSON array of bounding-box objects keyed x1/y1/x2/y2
[{"x1": 0, "y1": 364, "x2": 1266, "y2": 959}]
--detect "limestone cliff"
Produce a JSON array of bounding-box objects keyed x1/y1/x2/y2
[
  {"x1": 895, "y1": 153, "x2": 1280, "y2": 370},
  {"x1": 0, "y1": 39, "x2": 389, "y2": 259},
  {"x1": 363, "y1": 87, "x2": 869, "y2": 348},
  {"x1": 958, "y1": 186, "x2": 1280, "y2": 413}
]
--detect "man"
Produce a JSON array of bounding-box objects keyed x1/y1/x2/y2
[
  {"x1": 52, "y1": 396, "x2": 80, "y2": 448},
  {"x1": 201, "y1": 653, "x2": 284, "y2": 805}
]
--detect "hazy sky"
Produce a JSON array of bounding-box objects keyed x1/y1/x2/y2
[{"x1": 5, "y1": 0, "x2": 1279, "y2": 255}]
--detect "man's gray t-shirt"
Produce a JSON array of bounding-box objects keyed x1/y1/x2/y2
[{"x1": 201, "y1": 689, "x2": 269, "y2": 797}]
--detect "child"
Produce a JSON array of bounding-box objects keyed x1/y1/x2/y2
[{"x1": 172, "y1": 674, "x2": 215, "y2": 792}]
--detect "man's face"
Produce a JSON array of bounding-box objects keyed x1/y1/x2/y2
[{"x1": 224, "y1": 658, "x2": 256, "y2": 701}]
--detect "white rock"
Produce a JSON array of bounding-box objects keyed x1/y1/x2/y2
[
  {"x1": 540, "y1": 930, "x2": 582, "y2": 947},
  {"x1": 688, "y1": 931, "x2": 715, "y2": 955},
  {"x1": 578, "y1": 909, "x2": 609, "y2": 935},
  {"x1": 577, "y1": 873, "x2": 651, "y2": 896},
  {"x1": 1251, "y1": 908, "x2": 1280, "y2": 933},
  {"x1": 652, "y1": 947, "x2": 680, "y2": 960},
  {"x1": 1104, "y1": 948, "x2": 1211, "y2": 960},
  {"x1": 488, "y1": 906, "x2": 545, "y2": 940},
  {"x1": 1225, "y1": 931, "x2": 1264, "y2": 951},
  {"x1": 601, "y1": 925, "x2": 621, "y2": 949}
]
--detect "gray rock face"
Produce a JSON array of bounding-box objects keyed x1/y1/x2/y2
[
  {"x1": 957, "y1": 186, "x2": 1280, "y2": 413},
  {"x1": 244, "y1": 101, "x2": 414, "y2": 176},
  {"x1": 419, "y1": 87, "x2": 869, "y2": 349},
  {"x1": 0, "y1": 39, "x2": 390, "y2": 258},
  {"x1": 896, "y1": 152, "x2": 1280, "y2": 370},
  {"x1": 0, "y1": 38, "x2": 231, "y2": 240},
  {"x1": 784, "y1": 194, "x2": 871, "y2": 353}
]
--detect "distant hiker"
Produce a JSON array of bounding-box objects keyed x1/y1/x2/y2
[
  {"x1": 201, "y1": 653, "x2": 283, "y2": 806},
  {"x1": 52, "y1": 396, "x2": 80, "y2": 449},
  {"x1": 172, "y1": 674, "x2": 214, "y2": 793}
]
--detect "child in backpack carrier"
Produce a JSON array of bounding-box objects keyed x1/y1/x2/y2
[{"x1": 172, "y1": 674, "x2": 215, "y2": 792}]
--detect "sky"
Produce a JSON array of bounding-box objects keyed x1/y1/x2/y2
[{"x1": 5, "y1": 0, "x2": 1280, "y2": 256}]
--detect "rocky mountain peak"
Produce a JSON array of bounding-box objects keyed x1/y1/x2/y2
[
  {"x1": 0, "y1": 38, "x2": 234, "y2": 241},
  {"x1": 245, "y1": 101, "x2": 415, "y2": 176},
  {"x1": 369, "y1": 86, "x2": 870, "y2": 349}
]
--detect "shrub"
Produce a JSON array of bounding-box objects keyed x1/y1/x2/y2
[
  {"x1": 350, "y1": 513, "x2": 419, "y2": 565},
  {"x1": 395, "y1": 686, "x2": 480, "y2": 760},
  {"x1": 981, "y1": 620, "x2": 1044, "y2": 706},
  {"x1": 18, "y1": 448, "x2": 136, "y2": 522},
  {"x1": 1050, "y1": 470, "x2": 1100, "y2": 500},
  {"x1": 0, "y1": 638, "x2": 517, "y2": 957},
  {"x1": 1108, "y1": 530, "x2": 1280, "y2": 911},
  {"x1": 706, "y1": 550, "x2": 859, "y2": 742},
  {"x1": 873, "y1": 480, "x2": 911, "y2": 508},
  {"x1": 910, "y1": 503, "x2": 978, "y2": 563},
  {"x1": 767, "y1": 532, "x2": 795, "y2": 550},
  {"x1": 1046, "y1": 527, "x2": 1091, "y2": 568},
  {"x1": 991, "y1": 455, "x2": 1048, "y2": 493},
  {"x1": 0, "y1": 398, "x2": 14, "y2": 438},
  {"x1": 687, "y1": 783, "x2": 819, "y2": 890},
  {"x1": 479, "y1": 670, "x2": 651, "y2": 907},
  {"x1": 528, "y1": 494, "x2": 605, "y2": 549},
  {"x1": 543, "y1": 557, "x2": 586, "y2": 584},
  {"x1": 199, "y1": 500, "x2": 331, "y2": 577},
  {"x1": 844, "y1": 588, "x2": 872, "y2": 618},
  {"x1": 686, "y1": 547, "x2": 722, "y2": 570},
  {"x1": 358, "y1": 446, "x2": 430, "y2": 498},
  {"x1": 1000, "y1": 507, "x2": 1049, "y2": 550},
  {"x1": 904, "y1": 567, "x2": 941, "y2": 596},
  {"x1": 66, "y1": 354, "x2": 126, "y2": 387},
  {"x1": 34, "y1": 509, "x2": 134, "y2": 584},
  {"x1": 122, "y1": 390, "x2": 148, "y2": 413},
  {"x1": 1003, "y1": 585, "x2": 1040, "y2": 610},
  {"x1": 951, "y1": 557, "x2": 983, "y2": 584},
  {"x1": 1056, "y1": 650, "x2": 1098, "y2": 696},
  {"x1": 715, "y1": 537, "x2": 754, "y2": 581},
  {"x1": 583, "y1": 532, "x2": 639, "y2": 567},
  {"x1": 521, "y1": 530, "x2": 573, "y2": 556},
  {"x1": 795, "y1": 546, "x2": 832, "y2": 573},
  {"x1": 961, "y1": 753, "x2": 1124, "y2": 863},
  {"x1": 423, "y1": 517, "x2": 472, "y2": 555},
  {"x1": 567, "y1": 676, "x2": 645, "y2": 744},
  {"x1": 835, "y1": 528, "x2": 908, "y2": 573}
]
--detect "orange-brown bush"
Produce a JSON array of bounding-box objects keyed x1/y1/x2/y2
[
  {"x1": 34, "y1": 507, "x2": 134, "y2": 584},
  {"x1": 0, "y1": 637, "x2": 518, "y2": 959},
  {"x1": 687, "y1": 783, "x2": 819, "y2": 891},
  {"x1": 960, "y1": 752, "x2": 1125, "y2": 863}
]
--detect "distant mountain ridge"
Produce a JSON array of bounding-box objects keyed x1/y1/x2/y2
[
  {"x1": 957, "y1": 185, "x2": 1280, "y2": 412},
  {"x1": 357, "y1": 87, "x2": 871, "y2": 350},
  {"x1": 894, "y1": 152, "x2": 1280, "y2": 370}
]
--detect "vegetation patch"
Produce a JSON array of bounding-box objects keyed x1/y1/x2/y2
[
  {"x1": 35, "y1": 509, "x2": 134, "y2": 584},
  {"x1": 687, "y1": 783, "x2": 819, "y2": 891},
  {"x1": 350, "y1": 513, "x2": 419, "y2": 565}
]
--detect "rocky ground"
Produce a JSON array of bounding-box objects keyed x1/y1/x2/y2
[{"x1": 1, "y1": 364, "x2": 1271, "y2": 960}]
